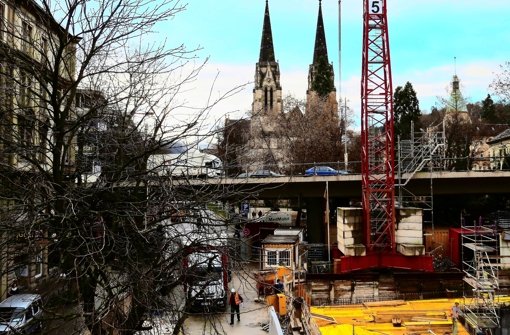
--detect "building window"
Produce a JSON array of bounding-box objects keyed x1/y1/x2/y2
[
  {"x1": 265, "y1": 249, "x2": 291, "y2": 267},
  {"x1": 0, "y1": 61, "x2": 5, "y2": 107},
  {"x1": 22, "y1": 20, "x2": 33, "y2": 54},
  {"x1": 267, "y1": 250, "x2": 277, "y2": 266},
  {"x1": 1, "y1": 65, "x2": 13, "y2": 109},
  {"x1": 7, "y1": 6, "x2": 15, "y2": 42},
  {"x1": 14, "y1": 254, "x2": 29, "y2": 277},
  {"x1": 264, "y1": 87, "x2": 268, "y2": 109},
  {"x1": 0, "y1": 4, "x2": 4, "y2": 41},
  {"x1": 38, "y1": 118, "x2": 49, "y2": 162},
  {"x1": 34, "y1": 251, "x2": 43, "y2": 278},
  {"x1": 41, "y1": 36, "x2": 48, "y2": 64},
  {"x1": 39, "y1": 82, "x2": 47, "y2": 109},
  {"x1": 19, "y1": 71, "x2": 32, "y2": 107},
  {"x1": 18, "y1": 108, "x2": 35, "y2": 157},
  {"x1": 278, "y1": 250, "x2": 290, "y2": 266}
]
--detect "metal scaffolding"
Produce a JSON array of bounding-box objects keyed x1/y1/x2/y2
[
  {"x1": 396, "y1": 129, "x2": 445, "y2": 233},
  {"x1": 461, "y1": 217, "x2": 500, "y2": 332}
]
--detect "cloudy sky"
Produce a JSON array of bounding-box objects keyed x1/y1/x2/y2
[{"x1": 163, "y1": 0, "x2": 510, "y2": 128}]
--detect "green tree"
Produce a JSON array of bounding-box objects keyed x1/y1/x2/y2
[
  {"x1": 481, "y1": 94, "x2": 496, "y2": 123},
  {"x1": 311, "y1": 55, "x2": 335, "y2": 97},
  {"x1": 393, "y1": 82, "x2": 422, "y2": 140}
]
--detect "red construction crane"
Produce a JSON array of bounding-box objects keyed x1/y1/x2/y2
[
  {"x1": 335, "y1": 0, "x2": 432, "y2": 272},
  {"x1": 361, "y1": 0, "x2": 395, "y2": 253}
]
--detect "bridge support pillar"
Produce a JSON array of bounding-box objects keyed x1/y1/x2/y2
[{"x1": 305, "y1": 198, "x2": 325, "y2": 244}]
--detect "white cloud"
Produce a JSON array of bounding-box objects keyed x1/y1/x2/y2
[
  {"x1": 394, "y1": 60, "x2": 502, "y2": 112},
  {"x1": 172, "y1": 58, "x2": 503, "y2": 140},
  {"x1": 174, "y1": 61, "x2": 254, "y2": 127}
]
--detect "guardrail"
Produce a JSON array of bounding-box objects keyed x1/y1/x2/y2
[{"x1": 221, "y1": 156, "x2": 510, "y2": 179}]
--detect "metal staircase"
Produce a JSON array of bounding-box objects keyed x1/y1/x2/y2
[
  {"x1": 396, "y1": 130, "x2": 445, "y2": 187},
  {"x1": 395, "y1": 131, "x2": 445, "y2": 230}
]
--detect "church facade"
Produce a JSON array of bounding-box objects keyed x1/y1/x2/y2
[{"x1": 239, "y1": 0, "x2": 340, "y2": 174}]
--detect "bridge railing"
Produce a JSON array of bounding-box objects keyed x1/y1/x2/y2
[{"x1": 220, "y1": 156, "x2": 509, "y2": 179}]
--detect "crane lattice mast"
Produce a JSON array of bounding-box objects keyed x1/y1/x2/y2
[{"x1": 361, "y1": 0, "x2": 396, "y2": 252}]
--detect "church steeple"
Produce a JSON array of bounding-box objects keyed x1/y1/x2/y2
[
  {"x1": 250, "y1": 0, "x2": 283, "y2": 170},
  {"x1": 259, "y1": 0, "x2": 275, "y2": 63},
  {"x1": 313, "y1": 0, "x2": 328, "y2": 65},
  {"x1": 308, "y1": 0, "x2": 335, "y2": 97},
  {"x1": 253, "y1": 0, "x2": 281, "y2": 116}
]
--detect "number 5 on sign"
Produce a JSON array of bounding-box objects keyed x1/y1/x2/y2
[{"x1": 369, "y1": 0, "x2": 383, "y2": 14}]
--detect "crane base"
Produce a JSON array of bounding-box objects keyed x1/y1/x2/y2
[{"x1": 334, "y1": 253, "x2": 434, "y2": 273}]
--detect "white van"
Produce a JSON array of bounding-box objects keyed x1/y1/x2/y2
[
  {"x1": 148, "y1": 149, "x2": 223, "y2": 178},
  {"x1": 0, "y1": 294, "x2": 43, "y2": 334}
]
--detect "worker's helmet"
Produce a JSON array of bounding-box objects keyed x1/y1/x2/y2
[
  {"x1": 231, "y1": 288, "x2": 236, "y2": 293},
  {"x1": 454, "y1": 300, "x2": 460, "y2": 304}
]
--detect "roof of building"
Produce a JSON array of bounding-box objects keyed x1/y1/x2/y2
[
  {"x1": 487, "y1": 128, "x2": 510, "y2": 144},
  {"x1": 261, "y1": 234, "x2": 299, "y2": 245}
]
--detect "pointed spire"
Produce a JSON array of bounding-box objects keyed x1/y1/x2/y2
[
  {"x1": 259, "y1": 0, "x2": 275, "y2": 62},
  {"x1": 308, "y1": 0, "x2": 334, "y2": 96},
  {"x1": 313, "y1": 0, "x2": 328, "y2": 65}
]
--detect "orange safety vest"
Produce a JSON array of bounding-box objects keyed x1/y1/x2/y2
[{"x1": 234, "y1": 292, "x2": 241, "y2": 305}]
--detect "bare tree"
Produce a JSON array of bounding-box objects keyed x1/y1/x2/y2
[
  {"x1": 0, "y1": 0, "x2": 248, "y2": 334},
  {"x1": 280, "y1": 95, "x2": 342, "y2": 171},
  {"x1": 216, "y1": 118, "x2": 250, "y2": 177},
  {"x1": 491, "y1": 61, "x2": 510, "y2": 103},
  {"x1": 443, "y1": 111, "x2": 477, "y2": 171}
]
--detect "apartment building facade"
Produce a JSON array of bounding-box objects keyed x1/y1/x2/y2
[{"x1": 0, "y1": 0, "x2": 78, "y2": 297}]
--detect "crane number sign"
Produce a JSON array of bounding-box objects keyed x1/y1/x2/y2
[{"x1": 369, "y1": 0, "x2": 383, "y2": 14}]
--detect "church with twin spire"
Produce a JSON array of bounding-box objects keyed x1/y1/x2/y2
[{"x1": 236, "y1": 0, "x2": 340, "y2": 173}]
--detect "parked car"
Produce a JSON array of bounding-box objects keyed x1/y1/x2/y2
[
  {"x1": 304, "y1": 166, "x2": 348, "y2": 176},
  {"x1": 237, "y1": 170, "x2": 284, "y2": 178},
  {"x1": 0, "y1": 293, "x2": 43, "y2": 334}
]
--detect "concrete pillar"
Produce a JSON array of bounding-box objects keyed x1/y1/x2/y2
[{"x1": 305, "y1": 198, "x2": 324, "y2": 243}]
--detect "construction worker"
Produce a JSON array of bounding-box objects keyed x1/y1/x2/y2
[
  {"x1": 229, "y1": 288, "x2": 243, "y2": 325},
  {"x1": 451, "y1": 300, "x2": 461, "y2": 335},
  {"x1": 273, "y1": 279, "x2": 284, "y2": 294}
]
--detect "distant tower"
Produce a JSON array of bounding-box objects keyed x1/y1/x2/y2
[
  {"x1": 306, "y1": 0, "x2": 338, "y2": 116},
  {"x1": 249, "y1": 0, "x2": 283, "y2": 169},
  {"x1": 446, "y1": 75, "x2": 468, "y2": 114},
  {"x1": 443, "y1": 74, "x2": 471, "y2": 129}
]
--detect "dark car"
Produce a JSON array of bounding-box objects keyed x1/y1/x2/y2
[
  {"x1": 304, "y1": 166, "x2": 348, "y2": 176},
  {"x1": 237, "y1": 169, "x2": 284, "y2": 178}
]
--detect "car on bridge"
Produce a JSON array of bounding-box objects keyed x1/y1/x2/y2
[
  {"x1": 304, "y1": 166, "x2": 349, "y2": 176},
  {"x1": 237, "y1": 170, "x2": 284, "y2": 178}
]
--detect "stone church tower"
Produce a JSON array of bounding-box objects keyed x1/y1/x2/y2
[
  {"x1": 248, "y1": 0, "x2": 284, "y2": 170},
  {"x1": 306, "y1": 0, "x2": 338, "y2": 118},
  {"x1": 244, "y1": 0, "x2": 339, "y2": 173}
]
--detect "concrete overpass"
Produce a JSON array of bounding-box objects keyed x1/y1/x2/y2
[{"x1": 197, "y1": 170, "x2": 510, "y2": 200}]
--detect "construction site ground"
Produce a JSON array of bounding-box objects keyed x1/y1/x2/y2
[{"x1": 310, "y1": 297, "x2": 510, "y2": 335}]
